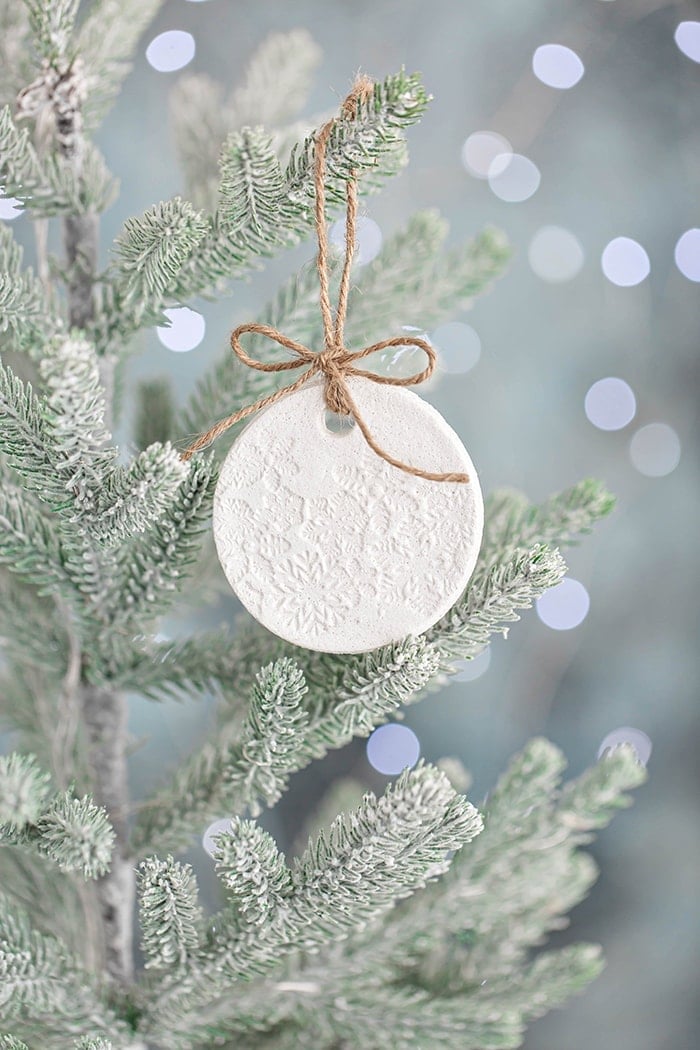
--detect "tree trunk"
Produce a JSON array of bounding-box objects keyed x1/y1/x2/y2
[{"x1": 57, "y1": 65, "x2": 134, "y2": 985}]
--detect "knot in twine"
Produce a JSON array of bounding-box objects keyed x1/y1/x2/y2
[{"x1": 181, "y1": 74, "x2": 469, "y2": 485}]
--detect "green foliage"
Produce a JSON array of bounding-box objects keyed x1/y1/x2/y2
[
  {"x1": 142, "y1": 764, "x2": 481, "y2": 1038},
  {"x1": 213, "y1": 818, "x2": 292, "y2": 925},
  {"x1": 0, "y1": 358, "x2": 68, "y2": 508},
  {"x1": 180, "y1": 213, "x2": 510, "y2": 454},
  {"x1": 345, "y1": 214, "x2": 511, "y2": 347},
  {"x1": 85, "y1": 442, "x2": 188, "y2": 547},
  {"x1": 96, "y1": 69, "x2": 434, "y2": 358},
  {"x1": 0, "y1": 1036, "x2": 30, "y2": 1050},
  {"x1": 218, "y1": 127, "x2": 286, "y2": 243},
  {"x1": 0, "y1": 484, "x2": 73, "y2": 596},
  {"x1": 113, "y1": 198, "x2": 209, "y2": 321},
  {"x1": 0, "y1": 21, "x2": 647, "y2": 1048},
  {"x1": 0, "y1": 753, "x2": 51, "y2": 828},
  {"x1": 133, "y1": 657, "x2": 309, "y2": 854},
  {"x1": 286, "y1": 70, "x2": 429, "y2": 208},
  {"x1": 100, "y1": 455, "x2": 216, "y2": 630},
  {"x1": 22, "y1": 0, "x2": 79, "y2": 62},
  {"x1": 0, "y1": 893, "x2": 121, "y2": 1037},
  {"x1": 33, "y1": 792, "x2": 114, "y2": 877},
  {"x1": 76, "y1": 0, "x2": 167, "y2": 129},
  {"x1": 0, "y1": 106, "x2": 117, "y2": 217},
  {"x1": 0, "y1": 755, "x2": 115, "y2": 879},
  {"x1": 171, "y1": 29, "x2": 322, "y2": 210},
  {"x1": 428, "y1": 543, "x2": 566, "y2": 659},
  {"x1": 208, "y1": 742, "x2": 642, "y2": 1050},
  {"x1": 0, "y1": 224, "x2": 59, "y2": 356},
  {"x1": 138, "y1": 856, "x2": 203, "y2": 970},
  {"x1": 481, "y1": 478, "x2": 616, "y2": 563},
  {"x1": 134, "y1": 377, "x2": 175, "y2": 449}
]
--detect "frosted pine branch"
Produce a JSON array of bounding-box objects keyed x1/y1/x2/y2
[
  {"x1": 0, "y1": 224, "x2": 60, "y2": 356},
  {"x1": 218, "y1": 128, "x2": 286, "y2": 242},
  {"x1": 100, "y1": 456, "x2": 216, "y2": 630},
  {"x1": 179, "y1": 214, "x2": 509, "y2": 456},
  {"x1": 0, "y1": 893, "x2": 122, "y2": 1038},
  {"x1": 76, "y1": 0, "x2": 167, "y2": 129},
  {"x1": 171, "y1": 29, "x2": 321, "y2": 210},
  {"x1": 33, "y1": 792, "x2": 114, "y2": 877},
  {"x1": 0, "y1": 753, "x2": 51, "y2": 828},
  {"x1": 22, "y1": 0, "x2": 79, "y2": 63},
  {"x1": 0, "y1": 106, "x2": 117, "y2": 217},
  {"x1": 213, "y1": 819, "x2": 292, "y2": 926},
  {"x1": 0, "y1": 1036, "x2": 30, "y2": 1050},
  {"x1": 285, "y1": 70, "x2": 428, "y2": 209},
  {"x1": 113, "y1": 198, "x2": 209, "y2": 323},
  {"x1": 95, "y1": 70, "x2": 431, "y2": 356},
  {"x1": 558, "y1": 742, "x2": 647, "y2": 837},
  {"x1": 0, "y1": 486, "x2": 75, "y2": 597},
  {"x1": 481, "y1": 478, "x2": 616, "y2": 562},
  {"x1": 86, "y1": 442, "x2": 188, "y2": 547},
  {"x1": 125, "y1": 544, "x2": 567, "y2": 854},
  {"x1": 0, "y1": 756, "x2": 115, "y2": 879},
  {"x1": 138, "y1": 856, "x2": 203, "y2": 971},
  {"x1": 255, "y1": 743, "x2": 643, "y2": 1050},
  {"x1": 132, "y1": 658, "x2": 309, "y2": 854},
  {"x1": 345, "y1": 215, "x2": 511, "y2": 347},
  {"x1": 142, "y1": 764, "x2": 481, "y2": 1035},
  {"x1": 427, "y1": 543, "x2": 567, "y2": 658}
]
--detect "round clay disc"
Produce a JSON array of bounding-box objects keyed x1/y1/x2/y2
[{"x1": 213, "y1": 376, "x2": 483, "y2": 653}]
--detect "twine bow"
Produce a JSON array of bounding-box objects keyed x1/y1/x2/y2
[{"x1": 181, "y1": 75, "x2": 469, "y2": 485}]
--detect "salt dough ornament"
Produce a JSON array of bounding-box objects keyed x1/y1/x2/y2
[
  {"x1": 212, "y1": 376, "x2": 483, "y2": 653},
  {"x1": 184, "y1": 75, "x2": 485, "y2": 653}
]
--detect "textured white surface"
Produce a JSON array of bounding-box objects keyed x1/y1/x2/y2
[{"x1": 213, "y1": 376, "x2": 483, "y2": 653}]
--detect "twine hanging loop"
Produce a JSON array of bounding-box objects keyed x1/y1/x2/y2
[{"x1": 181, "y1": 75, "x2": 469, "y2": 485}]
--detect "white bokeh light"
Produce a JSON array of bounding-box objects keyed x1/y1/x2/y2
[
  {"x1": 461, "y1": 131, "x2": 513, "y2": 179},
  {"x1": 453, "y1": 646, "x2": 491, "y2": 682},
  {"x1": 372, "y1": 326, "x2": 433, "y2": 381},
  {"x1": 202, "y1": 817, "x2": 232, "y2": 858},
  {"x1": 584, "y1": 377, "x2": 636, "y2": 431},
  {"x1": 329, "y1": 215, "x2": 382, "y2": 265},
  {"x1": 601, "y1": 237, "x2": 650, "y2": 287},
  {"x1": 629, "y1": 423, "x2": 681, "y2": 477},
  {"x1": 528, "y1": 225, "x2": 584, "y2": 282},
  {"x1": 432, "y1": 322, "x2": 481, "y2": 374},
  {"x1": 366, "y1": 724, "x2": 420, "y2": 775},
  {"x1": 674, "y1": 228, "x2": 700, "y2": 281},
  {"x1": 598, "y1": 727, "x2": 652, "y2": 766},
  {"x1": 536, "y1": 578, "x2": 590, "y2": 631},
  {"x1": 532, "y1": 44, "x2": 585, "y2": 89},
  {"x1": 0, "y1": 196, "x2": 24, "y2": 221},
  {"x1": 146, "y1": 30, "x2": 195, "y2": 73},
  {"x1": 488, "y1": 154, "x2": 540, "y2": 203},
  {"x1": 156, "y1": 306, "x2": 206, "y2": 352},
  {"x1": 674, "y1": 21, "x2": 700, "y2": 63}
]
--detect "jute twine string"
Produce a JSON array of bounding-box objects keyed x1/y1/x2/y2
[{"x1": 181, "y1": 74, "x2": 469, "y2": 485}]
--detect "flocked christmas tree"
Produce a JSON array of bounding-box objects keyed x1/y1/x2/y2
[{"x1": 0, "y1": 4, "x2": 647, "y2": 1048}]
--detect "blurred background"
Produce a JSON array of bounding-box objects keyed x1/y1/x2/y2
[{"x1": 7, "y1": 0, "x2": 698, "y2": 1046}]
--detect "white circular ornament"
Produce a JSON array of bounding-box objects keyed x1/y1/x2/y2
[{"x1": 213, "y1": 376, "x2": 483, "y2": 653}]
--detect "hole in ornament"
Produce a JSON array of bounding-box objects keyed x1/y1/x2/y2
[{"x1": 324, "y1": 409, "x2": 356, "y2": 435}]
